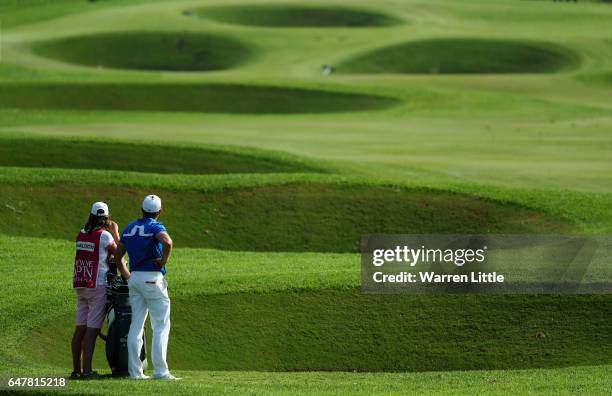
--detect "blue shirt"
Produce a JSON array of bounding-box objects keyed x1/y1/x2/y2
[{"x1": 121, "y1": 218, "x2": 167, "y2": 274}]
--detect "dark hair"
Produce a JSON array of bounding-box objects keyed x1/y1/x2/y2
[
  {"x1": 141, "y1": 209, "x2": 160, "y2": 219},
  {"x1": 84, "y1": 213, "x2": 111, "y2": 233}
]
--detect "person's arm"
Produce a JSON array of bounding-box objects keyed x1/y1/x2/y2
[
  {"x1": 154, "y1": 232, "x2": 173, "y2": 268},
  {"x1": 107, "y1": 221, "x2": 120, "y2": 243},
  {"x1": 113, "y1": 241, "x2": 131, "y2": 280}
]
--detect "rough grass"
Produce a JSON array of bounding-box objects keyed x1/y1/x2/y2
[
  {"x1": 3, "y1": 236, "x2": 609, "y2": 375},
  {"x1": 194, "y1": 4, "x2": 400, "y2": 27},
  {"x1": 0, "y1": 83, "x2": 399, "y2": 114},
  {"x1": 30, "y1": 291, "x2": 612, "y2": 372},
  {"x1": 32, "y1": 31, "x2": 254, "y2": 71},
  {"x1": 1, "y1": 167, "x2": 610, "y2": 231},
  {"x1": 0, "y1": 183, "x2": 569, "y2": 252},
  {"x1": 0, "y1": 137, "x2": 325, "y2": 174},
  {"x1": 338, "y1": 39, "x2": 580, "y2": 74}
]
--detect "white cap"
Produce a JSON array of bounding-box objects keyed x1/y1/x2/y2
[
  {"x1": 142, "y1": 194, "x2": 162, "y2": 213},
  {"x1": 91, "y1": 202, "x2": 109, "y2": 217}
]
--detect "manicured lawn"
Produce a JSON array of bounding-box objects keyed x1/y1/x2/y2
[{"x1": 1, "y1": 0, "x2": 611, "y2": 394}]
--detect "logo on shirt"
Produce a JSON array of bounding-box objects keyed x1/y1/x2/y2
[
  {"x1": 123, "y1": 225, "x2": 154, "y2": 238},
  {"x1": 74, "y1": 258, "x2": 95, "y2": 278},
  {"x1": 76, "y1": 241, "x2": 96, "y2": 252}
]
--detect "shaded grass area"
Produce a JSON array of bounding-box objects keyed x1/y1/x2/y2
[
  {"x1": 1, "y1": 168, "x2": 607, "y2": 230},
  {"x1": 0, "y1": 137, "x2": 325, "y2": 175},
  {"x1": 0, "y1": 235, "x2": 357, "y2": 370},
  {"x1": 29, "y1": 289, "x2": 612, "y2": 372},
  {"x1": 32, "y1": 31, "x2": 254, "y2": 71},
  {"x1": 4, "y1": 235, "x2": 610, "y2": 375},
  {"x1": 0, "y1": 183, "x2": 569, "y2": 252},
  {"x1": 193, "y1": 4, "x2": 401, "y2": 27},
  {"x1": 0, "y1": 83, "x2": 399, "y2": 114},
  {"x1": 339, "y1": 39, "x2": 580, "y2": 74}
]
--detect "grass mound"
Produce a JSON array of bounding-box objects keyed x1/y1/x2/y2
[
  {"x1": 338, "y1": 39, "x2": 580, "y2": 74},
  {"x1": 193, "y1": 4, "x2": 400, "y2": 27},
  {"x1": 27, "y1": 290, "x2": 612, "y2": 371},
  {"x1": 0, "y1": 138, "x2": 324, "y2": 174},
  {"x1": 0, "y1": 83, "x2": 398, "y2": 114},
  {"x1": 0, "y1": 183, "x2": 568, "y2": 252},
  {"x1": 32, "y1": 31, "x2": 253, "y2": 71},
  {"x1": 10, "y1": 237, "x2": 611, "y2": 374}
]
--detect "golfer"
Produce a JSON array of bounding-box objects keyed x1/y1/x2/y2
[
  {"x1": 72, "y1": 202, "x2": 121, "y2": 380},
  {"x1": 114, "y1": 195, "x2": 178, "y2": 380}
]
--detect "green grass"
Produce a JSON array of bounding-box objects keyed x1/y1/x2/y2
[
  {"x1": 0, "y1": 137, "x2": 325, "y2": 174},
  {"x1": 32, "y1": 31, "x2": 255, "y2": 71},
  {"x1": 2, "y1": 0, "x2": 612, "y2": 394},
  {"x1": 0, "y1": 182, "x2": 568, "y2": 252},
  {"x1": 1, "y1": 234, "x2": 610, "y2": 395},
  {"x1": 29, "y1": 288, "x2": 612, "y2": 372},
  {"x1": 3, "y1": 235, "x2": 611, "y2": 374},
  {"x1": 0, "y1": 83, "x2": 399, "y2": 114},
  {"x1": 338, "y1": 39, "x2": 580, "y2": 74},
  {"x1": 193, "y1": 4, "x2": 401, "y2": 27},
  {"x1": 0, "y1": 0, "x2": 153, "y2": 29},
  {"x1": 3, "y1": 167, "x2": 611, "y2": 231}
]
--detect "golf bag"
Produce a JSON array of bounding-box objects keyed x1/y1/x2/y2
[{"x1": 99, "y1": 271, "x2": 147, "y2": 376}]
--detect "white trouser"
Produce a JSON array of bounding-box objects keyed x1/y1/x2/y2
[{"x1": 127, "y1": 271, "x2": 171, "y2": 378}]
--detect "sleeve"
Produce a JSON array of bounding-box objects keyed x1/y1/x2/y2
[
  {"x1": 153, "y1": 222, "x2": 167, "y2": 236},
  {"x1": 101, "y1": 231, "x2": 116, "y2": 252}
]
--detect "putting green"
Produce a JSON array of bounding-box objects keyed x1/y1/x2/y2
[
  {"x1": 0, "y1": 138, "x2": 325, "y2": 174},
  {"x1": 0, "y1": 183, "x2": 569, "y2": 252},
  {"x1": 338, "y1": 39, "x2": 580, "y2": 74},
  {"x1": 0, "y1": 83, "x2": 399, "y2": 114},
  {"x1": 32, "y1": 31, "x2": 254, "y2": 71},
  {"x1": 192, "y1": 4, "x2": 400, "y2": 27}
]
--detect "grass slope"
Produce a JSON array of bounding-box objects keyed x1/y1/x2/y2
[
  {"x1": 194, "y1": 4, "x2": 401, "y2": 27},
  {"x1": 0, "y1": 137, "x2": 325, "y2": 174},
  {"x1": 338, "y1": 39, "x2": 580, "y2": 74},
  {"x1": 3, "y1": 235, "x2": 609, "y2": 375},
  {"x1": 29, "y1": 289, "x2": 612, "y2": 372},
  {"x1": 33, "y1": 31, "x2": 254, "y2": 71},
  {"x1": 0, "y1": 183, "x2": 568, "y2": 252},
  {"x1": 2, "y1": 167, "x2": 611, "y2": 230},
  {"x1": 0, "y1": 83, "x2": 399, "y2": 114}
]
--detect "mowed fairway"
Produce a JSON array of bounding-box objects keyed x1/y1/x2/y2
[{"x1": 1, "y1": 0, "x2": 612, "y2": 395}]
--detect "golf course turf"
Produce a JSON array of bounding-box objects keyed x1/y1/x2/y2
[
  {"x1": 26, "y1": 291, "x2": 612, "y2": 371},
  {"x1": 32, "y1": 31, "x2": 255, "y2": 72},
  {"x1": 1, "y1": 0, "x2": 612, "y2": 394},
  {"x1": 0, "y1": 83, "x2": 399, "y2": 114},
  {"x1": 338, "y1": 39, "x2": 580, "y2": 74},
  {"x1": 0, "y1": 182, "x2": 569, "y2": 252},
  {"x1": 192, "y1": 4, "x2": 401, "y2": 27},
  {"x1": 0, "y1": 137, "x2": 326, "y2": 174}
]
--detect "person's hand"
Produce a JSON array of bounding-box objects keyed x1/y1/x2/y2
[{"x1": 107, "y1": 221, "x2": 119, "y2": 233}]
